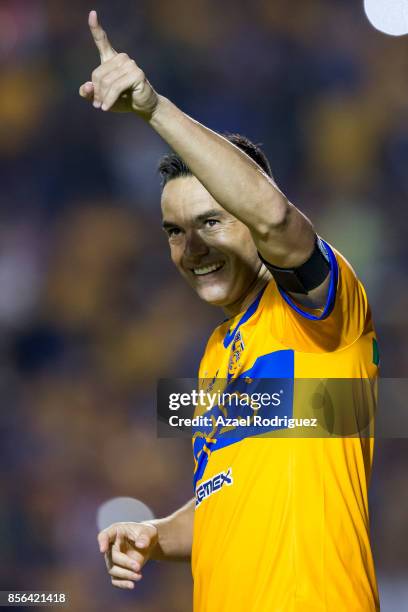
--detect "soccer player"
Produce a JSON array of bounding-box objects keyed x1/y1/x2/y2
[{"x1": 80, "y1": 10, "x2": 380, "y2": 611}]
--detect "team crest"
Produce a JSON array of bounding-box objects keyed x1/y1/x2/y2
[
  {"x1": 228, "y1": 330, "x2": 245, "y2": 377},
  {"x1": 204, "y1": 369, "x2": 219, "y2": 393}
]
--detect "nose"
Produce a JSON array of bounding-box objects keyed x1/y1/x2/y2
[{"x1": 183, "y1": 229, "x2": 209, "y2": 263}]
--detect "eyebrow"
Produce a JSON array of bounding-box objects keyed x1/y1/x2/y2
[{"x1": 162, "y1": 209, "x2": 224, "y2": 229}]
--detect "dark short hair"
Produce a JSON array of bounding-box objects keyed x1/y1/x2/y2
[{"x1": 158, "y1": 133, "x2": 273, "y2": 188}]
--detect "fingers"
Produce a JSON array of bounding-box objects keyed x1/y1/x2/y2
[
  {"x1": 98, "y1": 525, "x2": 118, "y2": 554},
  {"x1": 111, "y1": 579, "x2": 135, "y2": 590},
  {"x1": 135, "y1": 522, "x2": 158, "y2": 548},
  {"x1": 90, "y1": 53, "x2": 133, "y2": 108},
  {"x1": 109, "y1": 565, "x2": 142, "y2": 582},
  {"x1": 99, "y1": 525, "x2": 148, "y2": 571},
  {"x1": 98, "y1": 522, "x2": 158, "y2": 593},
  {"x1": 111, "y1": 547, "x2": 145, "y2": 571},
  {"x1": 98, "y1": 530, "x2": 109, "y2": 554},
  {"x1": 101, "y1": 70, "x2": 141, "y2": 111},
  {"x1": 104, "y1": 544, "x2": 144, "y2": 590},
  {"x1": 79, "y1": 81, "x2": 94, "y2": 101},
  {"x1": 134, "y1": 531, "x2": 152, "y2": 549},
  {"x1": 128, "y1": 522, "x2": 157, "y2": 550},
  {"x1": 88, "y1": 10, "x2": 116, "y2": 62}
]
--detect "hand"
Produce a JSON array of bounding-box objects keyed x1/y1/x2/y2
[
  {"x1": 97, "y1": 521, "x2": 158, "y2": 590},
  {"x1": 79, "y1": 10, "x2": 159, "y2": 118}
]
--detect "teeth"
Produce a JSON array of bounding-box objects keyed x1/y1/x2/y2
[{"x1": 193, "y1": 262, "x2": 224, "y2": 276}]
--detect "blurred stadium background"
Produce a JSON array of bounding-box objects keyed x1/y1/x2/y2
[{"x1": 0, "y1": 0, "x2": 407, "y2": 610}]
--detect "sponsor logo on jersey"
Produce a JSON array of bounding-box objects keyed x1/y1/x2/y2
[{"x1": 195, "y1": 468, "x2": 233, "y2": 507}]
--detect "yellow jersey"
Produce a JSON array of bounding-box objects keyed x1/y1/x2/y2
[{"x1": 192, "y1": 241, "x2": 380, "y2": 612}]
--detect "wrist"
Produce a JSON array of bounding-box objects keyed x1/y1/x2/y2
[
  {"x1": 131, "y1": 85, "x2": 161, "y2": 122},
  {"x1": 142, "y1": 519, "x2": 165, "y2": 560},
  {"x1": 147, "y1": 95, "x2": 173, "y2": 129}
]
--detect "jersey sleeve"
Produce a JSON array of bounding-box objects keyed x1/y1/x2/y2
[{"x1": 272, "y1": 242, "x2": 370, "y2": 353}]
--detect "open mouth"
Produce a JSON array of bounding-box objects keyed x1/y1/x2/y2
[{"x1": 192, "y1": 261, "x2": 225, "y2": 276}]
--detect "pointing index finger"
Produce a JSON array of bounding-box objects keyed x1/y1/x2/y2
[
  {"x1": 98, "y1": 525, "x2": 117, "y2": 553},
  {"x1": 88, "y1": 10, "x2": 116, "y2": 62}
]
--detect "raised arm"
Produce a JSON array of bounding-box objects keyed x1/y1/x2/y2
[{"x1": 80, "y1": 10, "x2": 329, "y2": 306}]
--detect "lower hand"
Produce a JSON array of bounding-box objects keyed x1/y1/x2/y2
[{"x1": 98, "y1": 522, "x2": 158, "y2": 590}]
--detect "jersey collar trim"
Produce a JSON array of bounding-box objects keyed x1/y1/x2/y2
[{"x1": 223, "y1": 285, "x2": 267, "y2": 348}]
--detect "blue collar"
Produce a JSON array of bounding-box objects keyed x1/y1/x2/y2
[{"x1": 223, "y1": 285, "x2": 266, "y2": 348}]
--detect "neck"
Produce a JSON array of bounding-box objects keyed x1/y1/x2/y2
[{"x1": 222, "y1": 264, "x2": 271, "y2": 318}]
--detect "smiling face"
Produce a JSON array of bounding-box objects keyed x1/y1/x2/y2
[{"x1": 161, "y1": 176, "x2": 263, "y2": 313}]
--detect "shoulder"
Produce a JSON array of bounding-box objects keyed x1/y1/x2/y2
[{"x1": 269, "y1": 243, "x2": 372, "y2": 353}]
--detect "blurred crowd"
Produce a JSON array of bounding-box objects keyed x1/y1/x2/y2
[{"x1": 0, "y1": 0, "x2": 407, "y2": 610}]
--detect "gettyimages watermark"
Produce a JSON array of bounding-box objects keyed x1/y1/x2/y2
[
  {"x1": 168, "y1": 388, "x2": 283, "y2": 411},
  {"x1": 166, "y1": 387, "x2": 316, "y2": 430},
  {"x1": 157, "y1": 378, "x2": 408, "y2": 439}
]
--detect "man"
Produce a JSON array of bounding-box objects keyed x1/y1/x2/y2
[{"x1": 80, "y1": 10, "x2": 380, "y2": 611}]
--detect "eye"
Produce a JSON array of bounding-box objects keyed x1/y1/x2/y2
[
  {"x1": 167, "y1": 227, "x2": 181, "y2": 237},
  {"x1": 205, "y1": 219, "x2": 219, "y2": 228}
]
